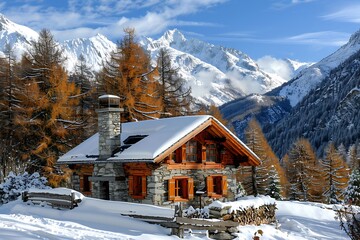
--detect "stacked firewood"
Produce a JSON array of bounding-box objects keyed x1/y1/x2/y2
[{"x1": 209, "y1": 203, "x2": 277, "y2": 225}]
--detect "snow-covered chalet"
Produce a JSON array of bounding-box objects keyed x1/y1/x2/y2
[{"x1": 57, "y1": 95, "x2": 261, "y2": 206}]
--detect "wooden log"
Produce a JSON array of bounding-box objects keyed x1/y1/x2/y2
[
  {"x1": 179, "y1": 224, "x2": 227, "y2": 231},
  {"x1": 176, "y1": 217, "x2": 239, "y2": 227}
]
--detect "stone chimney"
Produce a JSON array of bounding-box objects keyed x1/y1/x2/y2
[{"x1": 96, "y1": 95, "x2": 123, "y2": 159}]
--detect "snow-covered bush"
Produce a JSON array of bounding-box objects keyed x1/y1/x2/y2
[
  {"x1": 235, "y1": 182, "x2": 247, "y2": 200},
  {"x1": 0, "y1": 171, "x2": 50, "y2": 204}
]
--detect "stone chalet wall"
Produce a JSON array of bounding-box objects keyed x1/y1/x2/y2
[
  {"x1": 92, "y1": 162, "x2": 127, "y2": 200},
  {"x1": 149, "y1": 164, "x2": 239, "y2": 207},
  {"x1": 71, "y1": 175, "x2": 80, "y2": 192},
  {"x1": 91, "y1": 162, "x2": 239, "y2": 207}
]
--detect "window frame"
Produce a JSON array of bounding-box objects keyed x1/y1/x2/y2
[
  {"x1": 128, "y1": 175, "x2": 147, "y2": 199},
  {"x1": 206, "y1": 143, "x2": 218, "y2": 162},
  {"x1": 168, "y1": 177, "x2": 194, "y2": 202},
  {"x1": 186, "y1": 140, "x2": 198, "y2": 162},
  {"x1": 207, "y1": 175, "x2": 227, "y2": 198}
]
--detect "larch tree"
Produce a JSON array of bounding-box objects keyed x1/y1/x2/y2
[
  {"x1": 243, "y1": 118, "x2": 287, "y2": 197},
  {"x1": 0, "y1": 44, "x2": 24, "y2": 181},
  {"x1": 348, "y1": 143, "x2": 360, "y2": 171},
  {"x1": 69, "y1": 54, "x2": 97, "y2": 138},
  {"x1": 157, "y1": 48, "x2": 192, "y2": 117},
  {"x1": 322, "y1": 142, "x2": 350, "y2": 204},
  {"x1": 100, "y1": 28, "x2": 162, "y2": 122},
  {"x1": 286, "y1": 138, "x2": 324, "y2": 202},
  {"x1": 17, "y1": 29, "x2": 80, "y2": 186}
]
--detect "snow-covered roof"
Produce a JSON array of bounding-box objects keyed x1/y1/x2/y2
[{"x1": 57, "y1": 115, "x2": 260, "y2": 165}]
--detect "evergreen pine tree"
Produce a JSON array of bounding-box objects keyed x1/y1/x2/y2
[
  {"x1": 266, "y1": 165, "x2": 282, "y2": 200},
  {"x1": 344, "y1": 169, "x2": 360, "y2": 206}
]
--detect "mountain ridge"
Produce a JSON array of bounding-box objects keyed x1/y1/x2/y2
[{"x1": 0, "y1": 14, "x2": 307, "y2": 106}]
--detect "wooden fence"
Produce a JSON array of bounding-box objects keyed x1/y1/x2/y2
[
  {"x1": 122, "y1": 203, "x2": 240, "y2": 239},
  {"x1": 21, "y1": 191, "x2": 79, "y2": 209}
]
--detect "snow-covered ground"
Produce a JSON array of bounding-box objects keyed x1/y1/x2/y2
[{"x1": 0, "y1": 190, "x2": 349, "y2": 239}]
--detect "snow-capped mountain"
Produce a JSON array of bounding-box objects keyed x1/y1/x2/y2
[
  {"x1": 62, "y1": 34, "x2": 116, "y2": 72},
  {"x1": 140, "y1": 29, "x2": 291, "y2": 105},
  {"x1": 0, "y1": 13, "x2": 38, "y2": 58},
  {"x1": 0, "y1": 13, "x2": 304, "y2": 106},
  {"x1": 278, "y1": 30, "x2": 360, "y2": 107}
]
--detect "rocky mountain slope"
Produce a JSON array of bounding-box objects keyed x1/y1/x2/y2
[
  {"x1": 266, "y1": 49, "x2": 360, "y2": 157},
  {"x1": 222, "y1": 29, "x2": 360, "y2": 146}
]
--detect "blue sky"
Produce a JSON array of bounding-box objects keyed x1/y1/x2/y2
[{"x1": 1, "y1": 0, "x2": 359, "y2": 62}]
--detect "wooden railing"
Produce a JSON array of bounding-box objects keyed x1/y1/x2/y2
[{"x1": 21, "y1": 190, "x2": 79, "y2": 209}]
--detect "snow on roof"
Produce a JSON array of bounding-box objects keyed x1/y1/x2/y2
[
  {"x1": 58, "y1": 115, "x2": 211, "y2": 163},
  {"x1": 57, "y1": 115, "x2": 260, "y2": 164}
]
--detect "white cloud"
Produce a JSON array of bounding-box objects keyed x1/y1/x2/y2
[
  {"x1": 272, "y1": 0, "x2": 316, "y2": 9},
  {"x1": 192, "y1": 70, "x2": 217, "y2": 98},
  {"x1": 3, "y1": 0, "x2": 228, "y2": 41},
  {"x1": 226, "y1": 70, "x2": 263, "y2": 95},
  {"x1": 256, "y1": 56, "x2": 293, "y2": 80},
  {"x1": 286, "y1": 31, "x2": 349, "y2": 46},
  {"x1": 322, "y1": 4, "x2": 360, "y2": 23}
]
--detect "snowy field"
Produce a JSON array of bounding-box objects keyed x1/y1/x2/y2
[{"x1": 0, "y1": 189, "x2": 349, "y2": 240}]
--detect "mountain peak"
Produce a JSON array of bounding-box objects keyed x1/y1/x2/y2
[
  {"x1": 0, "y1": 13, "x2": 9, "y2": 24},
  {"x1": 348, "y1": 29, "x2": 360, "y2": 45},
  {"x1": 161, "y1": 29, "x2": 186, "y2": 45},
  {"x1": 0, "y1": 13, "x2": 14, "y2": 30}
]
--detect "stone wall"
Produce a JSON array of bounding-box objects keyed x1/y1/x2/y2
[
  {"x1": 91, "y1": 162, "x2": 240, "y2": 208},
  {"x1": 71, "y1": 174, "x2": 80, "y2": 192},
  {"x1": 147, "y1": 164, "x2": 239, "y2": 207},
  {"x1": 92, "y1": 162, "x2": 127, "y2": 201}
]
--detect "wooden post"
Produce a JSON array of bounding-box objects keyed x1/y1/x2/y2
[
  {"x1": 21, "y1": 191, "x2": 28, "y2": 202},
  {"x1": 171, "y1": 202, "x2": 184, "y2": 238},
  {"x1": 70, "y1": 192, "x2": 75, "y2": 209}
]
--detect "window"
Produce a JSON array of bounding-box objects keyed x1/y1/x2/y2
[
  {"x1": 207, "y1": 175, "x2": 227, "y2": 198},
  {"x1": 206, "y1": 143, "x2": 218, "y2": 162},
  {"x1": 186, "y1": 140, "x2": 198, "y2": 162},
  {"x1": 168, "y1": 177, "x2": 194, "y2": 201},
  {"x1": 128, "y1": 175, "x2": 147, "y2": 199}
]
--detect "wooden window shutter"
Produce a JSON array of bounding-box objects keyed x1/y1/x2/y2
[
  {"x1": 188, "y1": 178, "x2": 194, "y2": 200},
  {"x1": 222, "y1": 176, "x2": 228, "y2": 196},
  {"x1": 207, "y1": 176, "x2": 214, "y2": 197},
  {"x1": 141, "y1": 176, "x2": 147, "y2": 197},
  {"x1": 201, "y1": 144, "x2": 206, "y2": 163},
  {"x1": 168, "y1": 178, "x2": 175, "y2": 201},
  {"x1": 181, "y1": 145, "x2": 186, "y2": 163},
  {"x1": 128, "y1": 176, "x2": 134, "y2": 195},
  {"x1": 79, "y1": 176, "x2": 84, "y2": 191}
]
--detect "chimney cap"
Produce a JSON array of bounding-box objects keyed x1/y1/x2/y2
[{"x1": 99, "y1": 94, "x2": 120, "y2": 108}]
